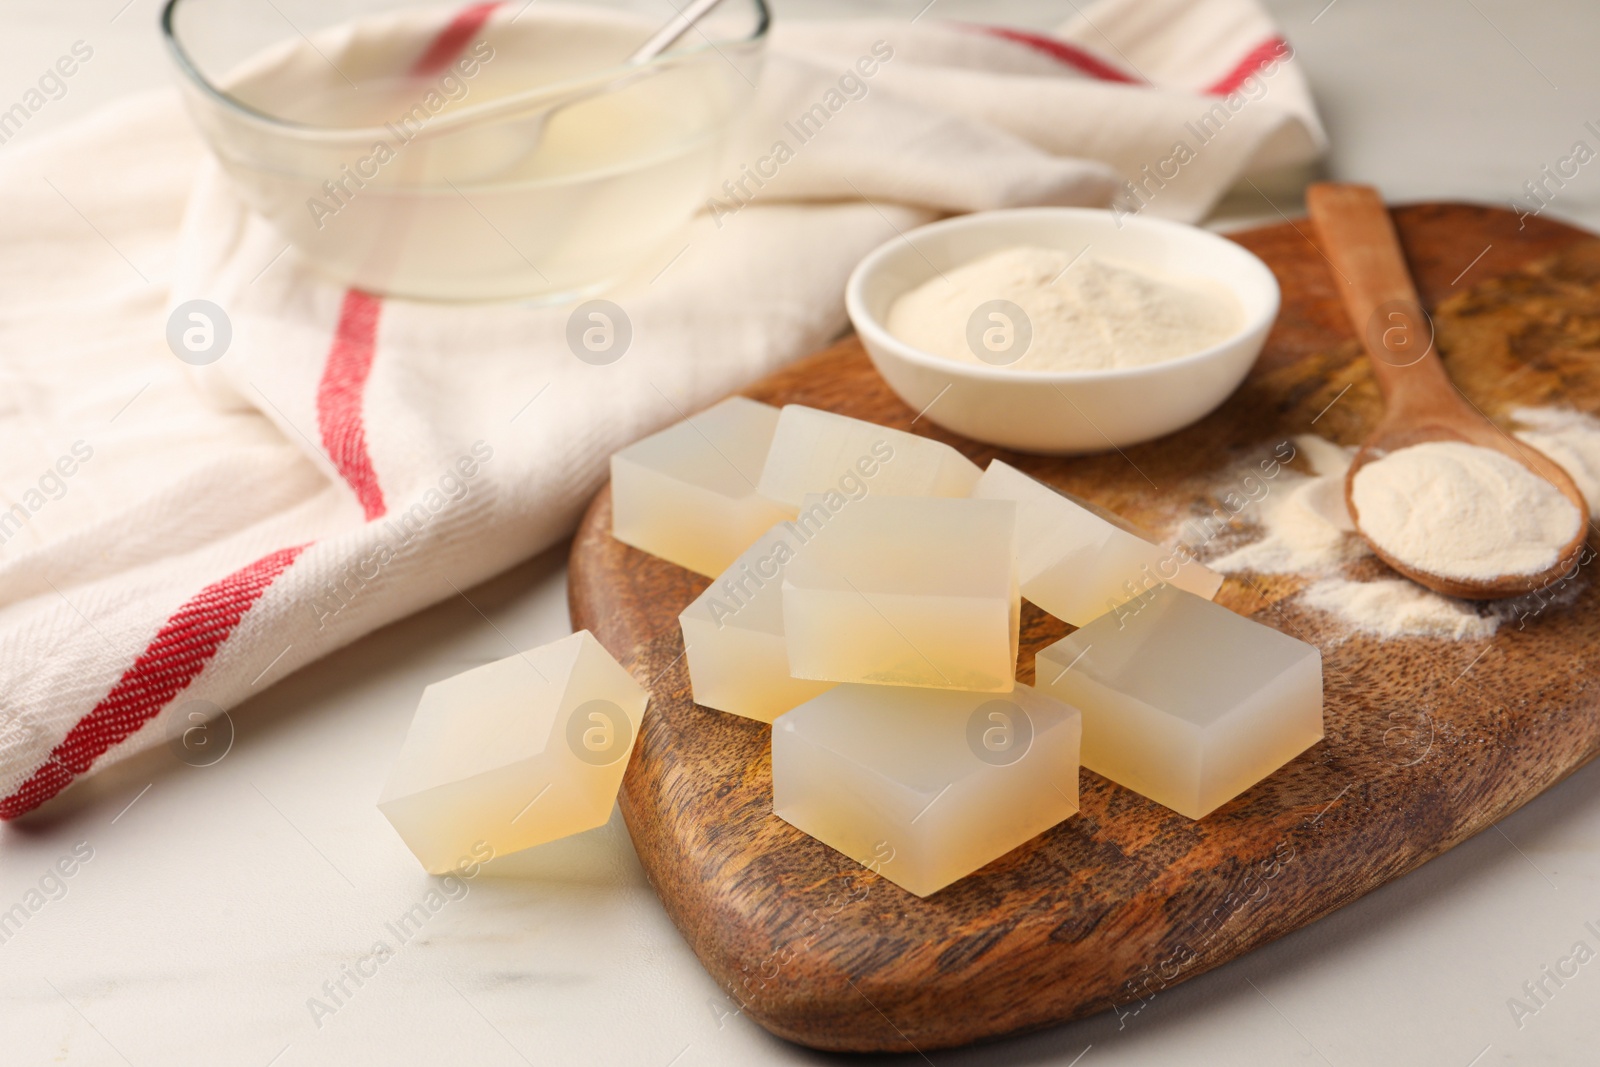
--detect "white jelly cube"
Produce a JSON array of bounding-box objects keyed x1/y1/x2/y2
[
  {"x1": 972, "y1": 460, "x2": 1223, "y2": 627},
  {"x1": 773, "y1": 682, "x2": 1082, "y2": 897},
  {"x1": 756, "y1": 404, "x2": 982, "y2": 509},
  {"x1": 782, "y1": 495, "x2": 1019, "y2": 692},
  {"x1": 679, "y1": 523, "x2": 834, "y2": 722},
  {"x1": 611, "y1": 396, "x2": 793, "y2": 577},
  {"x1": 378, "y1": 631, "x2": 649, "y2": 873},
  {"x1": 1035, "y1": 586, "x2": 1322, "y2": 819}
]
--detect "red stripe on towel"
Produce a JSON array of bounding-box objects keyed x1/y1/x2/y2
[
  {"x1": 1204, "y1": 36, "x2": 1289, "y2": 95},
  {"x1": 316, "y1": 289, "x2": 387, "y2": 521},
  {"x1": 977, "y1": 27, "x2": 1291, "y2": 99},
  {"x1": 976, "y1": 26, "x2": 1144, "y2": 84},
  {"x1": 0, "y1": 1, "x2": 504, "y2": 822},
  {"x1": 0, "y1": 545, "x2": 309, "y2": 820},
  {"x1": 312, "y1": 3, "x2": 503, "y2": 519},
  {"x1": 411, "y1": 1, "x2": 502, "y2": 76}
]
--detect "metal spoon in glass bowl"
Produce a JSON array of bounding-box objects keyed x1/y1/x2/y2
[{"x1": 414, "y1": 0, "x2": 737, "y2": 142}]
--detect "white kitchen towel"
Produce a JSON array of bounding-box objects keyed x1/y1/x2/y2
[{"x1": 0, "y1": 0, "x2": 1323, "y2": 818}]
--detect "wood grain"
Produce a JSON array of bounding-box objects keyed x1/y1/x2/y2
[{"x1": 568, "y1": 204, "x2": 1600, "y2": 1053}]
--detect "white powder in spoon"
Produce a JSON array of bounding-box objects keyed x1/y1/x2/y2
[
  {"x1": 1349, "y1": 441, "x2": 1583, "y2": 582},
  {"x1": 1193, "y1": 409, "x2": 1600, "y2": 641},
  {"x1": 886, "y1": 246, "x2": 1240, "y2": 372}
]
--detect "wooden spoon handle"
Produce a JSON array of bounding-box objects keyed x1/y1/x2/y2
[{"x1": 1306, "y1": 183, "x2": 1459, "y2": 417}]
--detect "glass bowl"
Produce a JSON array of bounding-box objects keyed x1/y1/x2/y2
[{"x1": 162, "y1": 0, "x2": 769, "y2": 301}]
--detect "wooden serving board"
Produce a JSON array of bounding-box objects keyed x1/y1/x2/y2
[{"x1": 568, "y1": 204, "x2": 1600, "y2": 1053}]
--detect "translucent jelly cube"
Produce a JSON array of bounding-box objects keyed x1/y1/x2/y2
[
  {"x1": 378, "y1": 631, "x2": 649, "y2": 873},
  {"x1": 611, "y1": 396, "x2": 793, "y2": 577},
  {"x1": 1035, "y1": 586, "x2": 1322, "y2": 819},
  {"x1": 679, "y1": 523, "x2": 834, "y2": 722},
  {"x1": 772, "y1": 683, "x2": 1082, "y2": 897},
  {"x1": 972, "y1": 460, "x2": 1223, "y2": 627},
  {"x1": 782, "y1": 495, "x2": 1019, "y2": 691},
  {"x1": 756, "y1": 404, "x2": 982, "y2": 509}
]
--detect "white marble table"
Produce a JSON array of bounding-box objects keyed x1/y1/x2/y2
[{"x1": 4, "y1": 1, "x2": 1600, "y2": 1064}]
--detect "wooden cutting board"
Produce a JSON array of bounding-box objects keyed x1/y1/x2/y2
[{"x1": 567, "y1": 203, "x2": 1600, "y2": 1053}]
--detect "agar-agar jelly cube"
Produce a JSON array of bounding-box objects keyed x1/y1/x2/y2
[
  {"x1": 972, "y1": 460, "x2": 1222, "y2": 627},
  {"x1": 378, "y1": 631, "x2": 649, "y2": 873},
  {"x1": 679, "y1": 523, "x2": 834, "y2": 722},
  {"x1": 757, "y1": 404, "x2": 981, "y2": 509},
  {"x1": 772, "y1": 682, "x2": 1081, "y2": 897},
  {"x1": 611, "y1": 396, "x2": 792, "y2": 577},
  {"x1": 1036, "y1": 586, "x2": 1322, "y2": 819},
  {"x1": 781, "y1": 496, "x2": 1019, "y2": 691}
]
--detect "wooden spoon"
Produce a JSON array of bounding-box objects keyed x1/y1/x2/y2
[{"x1": 1306, "y1": 181, "x2": 1588, "y2": 599}]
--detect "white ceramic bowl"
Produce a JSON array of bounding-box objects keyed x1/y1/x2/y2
[{"x1": 845, "y1": 208, "x2": 1280, "y2": 455}]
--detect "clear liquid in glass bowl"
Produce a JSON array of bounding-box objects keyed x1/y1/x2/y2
[{"x1": 166, "y1": 1, "x2": 767, "y2": 301}]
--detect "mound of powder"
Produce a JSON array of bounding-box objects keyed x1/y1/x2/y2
[
  {"x1": 886, "y1": 246, "x2": 1240, "y2": 372},
  {"x1": 1513, "y1": 406, "x2": 1600, "y2": 518},
  {"x1": 1350, "y1": 441, "x2": 1583, "y2": 582},
  {"x1": 1208, "y1": 434, "x2": 1363, "y2": 575}
]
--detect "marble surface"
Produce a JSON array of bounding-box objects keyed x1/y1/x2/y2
[{"x1": 4, "y1": 1, "x2": 1600, "y2": 1064}]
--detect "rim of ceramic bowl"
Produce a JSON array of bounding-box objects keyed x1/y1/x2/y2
[
  {"x1": 159, "y1": 0, "x2": 771, "y2": 137},
  {"x1": 845, "y1": 207, "x2": 1282, "y2": 385}
]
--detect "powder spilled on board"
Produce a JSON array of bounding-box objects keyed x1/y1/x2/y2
[
  {"x1": 1299, "y1": 579, "x2": 1499, "y2": 641},
  {"x1": 1513, "y1": 406, "x2": 1600, "y2": 513},
  {"x1": 1196, "y1": 407, "x2": 1599, "y2": 640},
  {"x1": 1207, "y1": 434, "x2": 1363, "y2": 575}
]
